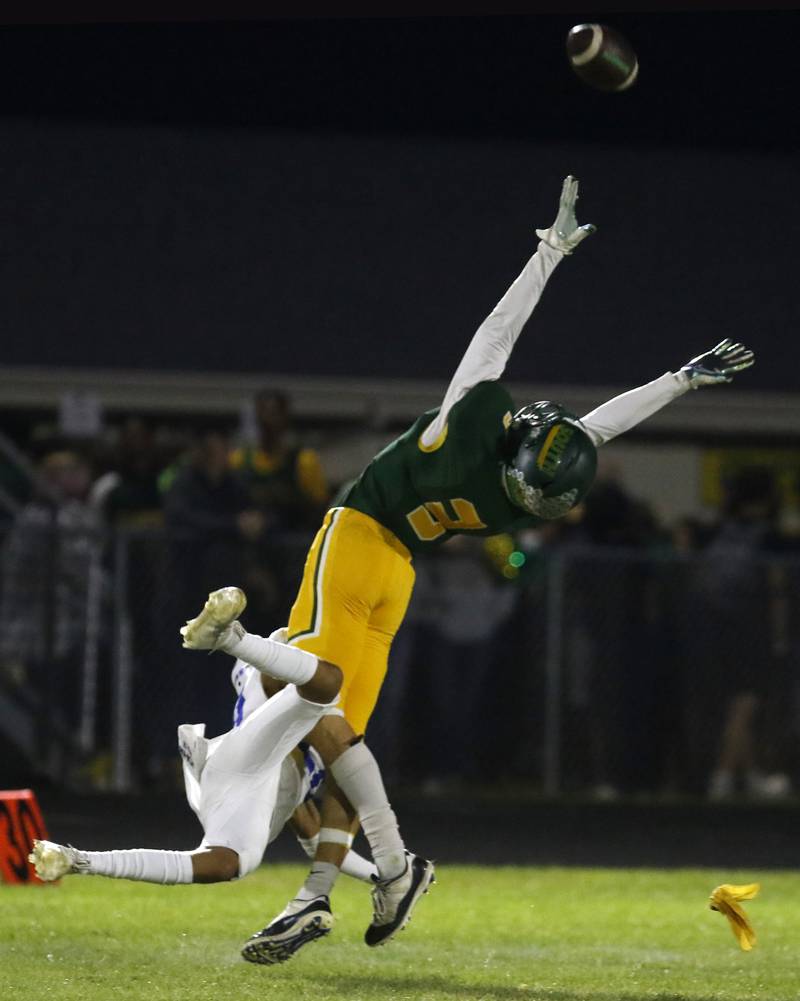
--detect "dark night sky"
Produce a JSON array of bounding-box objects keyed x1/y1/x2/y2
[
  {"x1": 0, "y1": 13, "x2": 796, "y2": 150},
  {"x1": 0, "y1": 13, "x2": 798, "y2": 389}
]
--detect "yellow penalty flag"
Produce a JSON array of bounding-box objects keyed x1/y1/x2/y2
[{"x1": 709, "y1": 883, "x2": 761, "y2": 951}]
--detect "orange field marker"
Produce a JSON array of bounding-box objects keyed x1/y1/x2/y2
[{"x1": 0, "y1": 789, "x2": 51, "y2": 884}]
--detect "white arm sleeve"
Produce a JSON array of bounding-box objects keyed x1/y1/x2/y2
[
  {"x1": 580, "y1": 370, "x2": 691, "y2": 447},
  {"x1": 419, "y1": 241, "x2": 564, "y2": 448}
]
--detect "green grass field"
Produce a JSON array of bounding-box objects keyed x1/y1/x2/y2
[{"x1": 1, "y1": 865, "x2": 797, "y2": 1001}]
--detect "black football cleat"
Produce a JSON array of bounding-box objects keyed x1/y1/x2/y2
[{"x1": 241, "y1": 896, "x2": 333, "y2": 965}]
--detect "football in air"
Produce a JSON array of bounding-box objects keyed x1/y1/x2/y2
[{"x1": 566, "y1": 23, "x2": 639, "y2": 93}]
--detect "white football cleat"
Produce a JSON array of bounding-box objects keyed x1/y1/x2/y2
[
  {"x1": 28, "y1": 839, "x2": 90, "y2": 881},
  {"x1": 365, "y1": 852, "x2": 435, "y2": 947},
  {"x1": 180, "y1": 586, "x2": 247, "y2": 650}
]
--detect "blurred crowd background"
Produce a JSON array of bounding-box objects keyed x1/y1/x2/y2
[
  {"x1": 2, "y1": 388, "x2": 799, "y2": 805},
  {"x1": 1, "y1": 10, "x2": 799, "y2": 811}
]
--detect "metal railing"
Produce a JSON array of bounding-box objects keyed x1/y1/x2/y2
[{"x1": 1, "y1": 522, "x2": 796, "y2": 798}]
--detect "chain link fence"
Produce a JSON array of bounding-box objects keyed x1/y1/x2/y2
[
  {"x1": 1, "y1": 521, "x2": 798, "y2": 799},
  {"x1": 0, "y1": 512, "x2": 105, "y2": 781}
]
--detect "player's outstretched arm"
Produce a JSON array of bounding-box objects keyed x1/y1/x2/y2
[
  {"x1": 420, "y1": 176, "x2": 595, "y2": 448},
  {"x1": 580, "y1": 338, "x2": 755, "y2": 447}
]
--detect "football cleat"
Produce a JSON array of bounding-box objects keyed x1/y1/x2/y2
[
  {"x1": 180, "y1": 586, "x2": 247, "y2": 650},
  {"x1": 365, "y1": 852, "x2": 435, "y2": 947},
  {"x1": 241, "y1": 896, "x2": 333, "y2": 965},
  {"x1": 28, "y1": 839, "x2": 90, "y2": 881}
]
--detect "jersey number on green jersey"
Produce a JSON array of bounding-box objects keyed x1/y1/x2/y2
[{"x1": 406, "y1": 498, "x2": 487, "y2": 541}]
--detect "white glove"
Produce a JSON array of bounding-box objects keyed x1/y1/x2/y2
[
  {"x1": 680, "y1": 338, "x2": 755, "y2": 389},
  {"x1": 536, "y1": 175, "x2": 596, "y2": 254},
  {"x1": 269, "y1": 626, "x2": 289, "y2": 643}
]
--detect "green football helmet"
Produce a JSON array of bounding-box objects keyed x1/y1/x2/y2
[{"x1": 502, "y1": 401, "x2": 597, "y2": 520}]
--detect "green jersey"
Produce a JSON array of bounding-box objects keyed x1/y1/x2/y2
[
  {"x1": 342, "y1": 382, "x2": 538, "y2": 553},
  {"x1": 340, "y1": 235, "x2": 692, "y2": 553}
]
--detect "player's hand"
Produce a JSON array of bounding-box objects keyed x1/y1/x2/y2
[
  {"x1": 680, "y1": 339, "x2": 755, "y2": 389},
  {"x1": 536, "y1": 175, "x2": 597, "y2": 254}
]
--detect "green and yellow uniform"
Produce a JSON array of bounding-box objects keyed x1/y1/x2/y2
[
  {"x1": 287, "y1": 382, "x2": 538, "y2": 733},
  {"x1": 285, "y1": 241, "x2": 570, "y2": 734},
  {"x1": 343, "y1": 382, "x2": 539, "y2": 552},
  {"x1": 285, "y1": 236, "x2": 696, "y2": 734}
]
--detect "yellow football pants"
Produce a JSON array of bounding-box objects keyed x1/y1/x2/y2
[{"x1": 287, "y1": 506, "x2": 415, "y2": 734}]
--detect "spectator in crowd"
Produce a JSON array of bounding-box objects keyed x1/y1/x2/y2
[
  {"x1": 416, "y1": 536, "x2": 519, "y2": 793},
  {"x1": 88, "y1": 417, "x2": 169, "y2": 787},
  {"x1": 150, "y1": 429, "x2": 267, "y2": 774},
  {"x1": 231, "y1": 389, "x2": 330, "y2": 624},
  {"x1": 0, "y1": 452, "x2": 33, "y2": 531},
  {"x1": 685, "y1": 467, "x2": 791, "y2": 799},
  {"x1": 90, "y1": 417, "x2": 164, "y2": 527},
  {"x1": 165, "y1": 428, "x2": 265, "y2": 554},
  {"x1": 543, "y1": 474, "x2": 667, "y2": 797},
  {"x1": 231, "y1": 389, "x2": 328, "y2": 531},
  {"x1": 0, "y1": 449, "x2": 103, "y2": 773}
]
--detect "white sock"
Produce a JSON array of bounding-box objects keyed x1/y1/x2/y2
[
  {"x1": 330, "y1": 742, "x2": 406, "y2": 881},
  {"x1": 294, "y1": 861, "x2": 339, "y2": 902},
  {"x1": 296, "y1": 834, "x2": 319, "y2": 859},
  {"x1": 341, "y1": 848, "x2": 379, "y2": 884},
  {"x1": 219, "y1": 623, "x2": 317, "y2": 687},
  {"x1": 81, "y1": 848, "x2": 194, "y2": 884}
]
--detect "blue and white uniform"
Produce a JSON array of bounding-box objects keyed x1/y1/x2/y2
[{"x1": 178, "y1": 660, "x2": 334, "y2": 878}]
